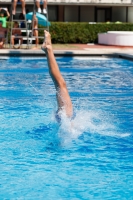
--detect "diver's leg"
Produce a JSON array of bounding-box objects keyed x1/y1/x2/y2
[
  {"x1": 20, "y1": 0, "x2": 25, "y2": 14},
  {"x1": 12, "y1": 0, "x2": 17, "y2": 15},
  {"x1": 18, "y1": 37, "x2": 23, "y2": 48},
  {"x1": 42, "y1": 0, "x2": 47, "y2": 14},
  {"x1": 36, "y1": 0, "x2": 41, "y2": 13},
  {"x1": 0, "y1": 41, "x2": 4, "y2": 48},
  {"x1": 41, "y1": 31, "x2": 73, "y2": 117},
  {"x1": 1, "y1": 38, "x2": 5, "y2": 48},
  {"x1": 11, "y1": 35, "x2": 15, "y2": 47},
  {"x1": 34, "y1": 30, "x2": 39, "y2": 48}
]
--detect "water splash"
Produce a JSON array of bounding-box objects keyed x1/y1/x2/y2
[{"x1": 57, "y1": 109, "x2": 130, "y2": 146}]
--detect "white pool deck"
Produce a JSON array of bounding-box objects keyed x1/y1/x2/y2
[{"x1": 0, "y1": 47, "x2": 133, "y2": 61}]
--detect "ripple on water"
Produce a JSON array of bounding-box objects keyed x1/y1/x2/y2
[{"x1": 0, "y1": 57, "x2": 133, "y2": 199}]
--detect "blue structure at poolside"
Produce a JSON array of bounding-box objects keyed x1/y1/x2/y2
[{"x1": 26, "y1": 12, "x2": 51, "y2": 27}]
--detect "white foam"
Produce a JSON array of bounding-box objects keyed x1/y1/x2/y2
[{"x1": 57, "y1": 109, "x2": 130, "y2": 145}]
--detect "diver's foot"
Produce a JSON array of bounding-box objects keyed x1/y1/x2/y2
[
  {"x1": 22, "y1": 9, "x2": 25, "y2": 15},
  {"x1": 43, "y1": 8, "x2": 47, "y2": 14},
  {"x1": 41, "y1": 30, "x2": 52, "y2": 52},
  {"x1": 0, "y1": 42, "x2": 4, "y2": 49},
  {"x1": 37, "y1": 8, "x2": 41, "y2": 13},
  {"x1": 13, "y1": 45, "x2": 20, "y2": 49},
  {"x1": 12, "y1": 9, "x2": 16, "y2": 15},
  {"x1": 32, "y1": 46, "x2": 39, "y2": 50}
]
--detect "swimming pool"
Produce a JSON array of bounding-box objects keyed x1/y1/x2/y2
[{"x1": 0, "y1": 57, "x2": 133, "y2": 199}]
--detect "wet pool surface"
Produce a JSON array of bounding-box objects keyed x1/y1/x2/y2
[{"x1": 0, "y1": 57, "x2": 133, "y2": 199}]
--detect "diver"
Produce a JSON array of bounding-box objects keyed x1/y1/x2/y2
[{"x1": 41, "y1": 31, "x2": 74, "y2": 123}]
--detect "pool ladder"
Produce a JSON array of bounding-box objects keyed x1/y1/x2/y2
[{"x1": 10, "y1": 0, "x2": 49, "y2": 49}]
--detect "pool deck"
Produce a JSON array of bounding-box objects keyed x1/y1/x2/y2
[{"x1": 0, "y1": 44, "x2": 133, "y2": 60}]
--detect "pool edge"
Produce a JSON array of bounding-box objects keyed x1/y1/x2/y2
[{"x1": 0, "y1": 50, "x2": 133, "y2": 61}]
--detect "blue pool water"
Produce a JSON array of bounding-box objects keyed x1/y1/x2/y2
[{"x1": 0, "y1": 57, "x2": 133, "y2": 199}]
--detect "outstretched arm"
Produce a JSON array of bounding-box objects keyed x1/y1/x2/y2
[
  {"x1": 41, "y1": 31, "x2": 73, "y2": 118},
  {"x1": 6, "y1": 9, "x2": 10, "y2": 19}
]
